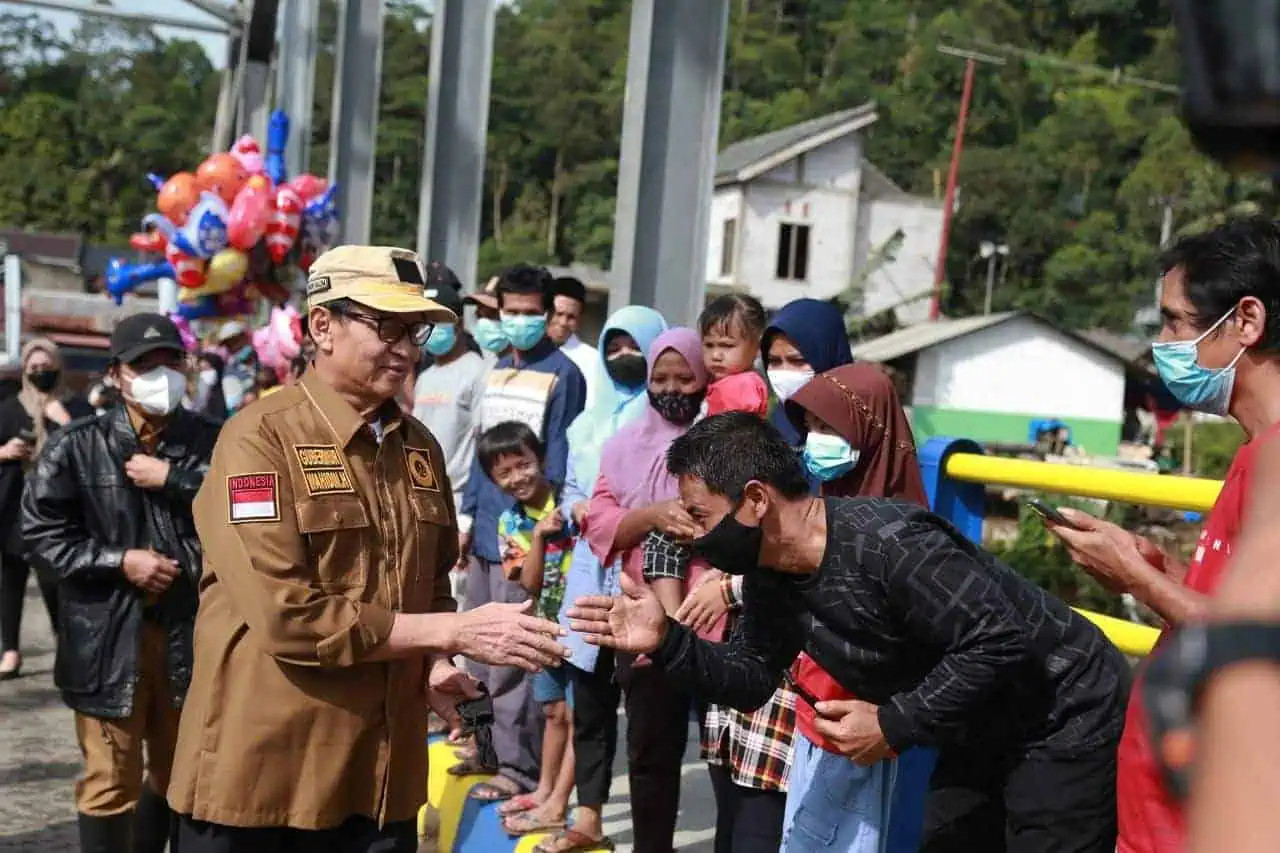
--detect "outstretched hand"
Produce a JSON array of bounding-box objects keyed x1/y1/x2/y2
[{"x1": 568, "y1": 573, "x2": 668, "y2": 655}]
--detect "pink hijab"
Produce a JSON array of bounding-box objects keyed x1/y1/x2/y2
[{"x1": 598, "y1": 327, "x2": 708, "y2": 509}]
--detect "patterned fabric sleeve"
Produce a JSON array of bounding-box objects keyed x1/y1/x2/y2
[{"x1": 642, "y1": 529, "x2": 689, "y2": 581}]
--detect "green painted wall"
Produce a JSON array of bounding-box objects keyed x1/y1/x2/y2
[{"x1": 911, "y1": 405, "x2": 1122, "y2": 455}]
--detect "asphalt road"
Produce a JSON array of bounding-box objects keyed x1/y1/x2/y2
[{"x1": 0, "y1": 585, "x2": 717, "y2": 851}]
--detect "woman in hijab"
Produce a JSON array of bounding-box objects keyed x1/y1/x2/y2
[
  {"x1": 537, "y1": 328, "x2": 707, "y2": 853},
  {"x1": 494, "y1": 306, "x2": 666, "y2": 844},
  {"x1": 779, "y1": 363, "x2": 935, "y2": 852},
  {"x1": 190, "y1": 351, "x2": 228, "y2": 421},
  {"x1": 762, "y1": 298, "x2": 854, "y2": 445},
  {"x1": 0, "y1": 339, "x2": 83, "y2": 677}
]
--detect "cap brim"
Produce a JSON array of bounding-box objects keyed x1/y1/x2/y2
[
  {"x1": 463, "y1": 293, "x2": 499, "y2": 310},
  {"x1": 345, "y1": 288, "x2": 457, "y2": 322},
  {"x1": 114, "y1": 340, "x2": 186, "y2": 364}
]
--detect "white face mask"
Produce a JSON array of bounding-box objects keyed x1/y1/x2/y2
[
  {"x1": 127, "y1": 366, "x2": 187, "y2": 416},
  {"x1": 198, "y1": 368, "x2": 217, "y2": 386},
  {"x1": 767, "y1": 368, "x2": 815, "y2": 403}
]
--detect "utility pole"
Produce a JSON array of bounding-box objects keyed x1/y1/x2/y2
[
  {"x1": 931, "y1": 46, "x2": 1005, "y2": 321},
  {"x1": 1157, "y1": 200, "x2": 1175, "y2": 309}
]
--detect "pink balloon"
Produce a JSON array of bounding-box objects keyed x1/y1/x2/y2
[
  {"x1": 287, "y1": 173, "x2": 327, "y2": 203},
  {"x1": 226, "y1": 184, "x2": 274, "y2": 251}
]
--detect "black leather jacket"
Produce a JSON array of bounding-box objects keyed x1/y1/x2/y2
[{"x1": 21, "y1": 405, "x2": 220, "y2": 718}]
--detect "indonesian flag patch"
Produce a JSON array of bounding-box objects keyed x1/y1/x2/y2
[{"x1": 227, "y1": 472, "x2": 281, "y2": 523}]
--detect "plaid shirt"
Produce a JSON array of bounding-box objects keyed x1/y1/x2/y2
[{"x1": 700, "y1": 575, "x2": 797, "y2": 792}]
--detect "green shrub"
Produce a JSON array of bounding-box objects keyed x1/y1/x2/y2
[
  {"x1": 988, "y1": 495, "x2": 1126, "y2": 616},
  {"x1": 1167, "y1": 420, "x2": 1245, "y2": 480}
]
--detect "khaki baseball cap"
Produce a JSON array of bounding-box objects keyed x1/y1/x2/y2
[{"x1": 306, "y1": 245, "x2": 457, "y2": 321}]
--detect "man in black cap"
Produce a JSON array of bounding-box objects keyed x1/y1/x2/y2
[
  {"x1": 22, "y1": 312, "x2": 221, "y2": 853},
  {"x1": 413, "y1": 263, "x2": 491, "y2": 599}
]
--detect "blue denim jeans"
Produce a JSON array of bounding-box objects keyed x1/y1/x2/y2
[{"x1": 782, "y1": 732, "x2": 896, "y2": 851}]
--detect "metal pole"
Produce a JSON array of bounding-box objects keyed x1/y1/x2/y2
[
  {"x1": 328, "y1": 0, "x2": 385, "y2": 246},
  {"x1": 276, "y1": 0, "x2": 318, "y2": 179},
  {"x1": 931, "y1": 57, "x2": 976, "y2": 321},
  {"x1": 983, "y1": 253, "x2": 997, "y2": 316},
  {"x1": 1157, "y1": 201, "x2": 1175, "y2": 308},
  {"x1": 609, "y1": 0, "x2": 731, "y2": 326},
  {"x1": 1, "y1": 0, "x2": 233, "y2": 34},
  {"x1": 416, "y1": 0, "x2": 496, "y2": 289},
  {"x1": 4, "y1": 255, "x2": 21, "y2": 368}
]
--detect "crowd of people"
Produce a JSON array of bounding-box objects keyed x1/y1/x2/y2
[{"x1": 0, "y1": 217, "x2": 1278, "y2": 853}]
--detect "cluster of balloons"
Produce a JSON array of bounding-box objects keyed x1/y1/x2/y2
[{"x1": 105, "y1": 110, "x2": 340, "y2": 331}]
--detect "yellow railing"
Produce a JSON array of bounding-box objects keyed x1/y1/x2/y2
[
  {"x1": 944, "y1": 453, "x2": 1222, "y2": 512},
  {"x1": 940, "y1": 452, "x2": 1226, "y2": 657}
]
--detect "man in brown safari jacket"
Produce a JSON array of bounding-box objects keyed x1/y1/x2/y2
[{"x1": 167, "y1": 246, "x2": 570, "y2": 853}]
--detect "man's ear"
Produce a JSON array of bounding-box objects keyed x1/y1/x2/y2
[{"x1": 742, "y1": 480, "x2": 770, "y2": 522}]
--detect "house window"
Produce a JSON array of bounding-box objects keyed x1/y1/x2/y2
[
  {"x1": 720, "y1": 218, "x2": 736, "y2": 277},
  {"x1": 776, "y1": 223, "x2": 810, "y2": 281}
]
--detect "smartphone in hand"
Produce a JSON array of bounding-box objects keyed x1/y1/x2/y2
[{"x1": 1025, "y1": 498, "x2": 1083, "y2": 530}]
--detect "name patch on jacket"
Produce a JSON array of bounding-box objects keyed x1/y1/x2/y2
[
  {"x1": 228, "y1": 473, "x2": 280, "y2": 523},
  {"x1": 404, "y1": 447, "x2": 439, "y2": 491},
  {"x1": 293, "y1": 444, "x2": 355, "y2": 495}
]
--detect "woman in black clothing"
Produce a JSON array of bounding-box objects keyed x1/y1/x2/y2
[
  {"x1": 0, "y1": 338, "x2": 89, "y2": 678},
  {"x1": 190, "y1": 351, "x2": 228, "y2": 421}
]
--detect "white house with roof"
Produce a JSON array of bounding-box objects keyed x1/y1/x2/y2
[
  {"x1": 850, "y1": 312, "x2": 1153, "y2": 455},
  {"x1": 707, "y1": 104, "x2": 944, "y2": 324}
]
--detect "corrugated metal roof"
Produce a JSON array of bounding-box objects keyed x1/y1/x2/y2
[
  {"x1": 851, "y1": 313, "x2": 1018, "y2": 362},
  {"x1": 716, "y1": 103, "x2": 878, "y2": 185}
]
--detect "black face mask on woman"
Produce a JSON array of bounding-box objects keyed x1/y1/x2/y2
[
  {"x1": 690, "y1": 499, "x2": 764, "y2": 575},
  {"x1": 648, "y1": 388, "x2": 705, "y2": 425},
  {"x1": 27, "y1": 370, "x2": 59, "y2": 393},
  {"x1": 605, "y1": 353, "x2": 647, "y2": 389}
]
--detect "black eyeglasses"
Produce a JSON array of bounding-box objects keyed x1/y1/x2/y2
[{"x1": 331, "y1": 306, "x2": 433, "y2": 347}]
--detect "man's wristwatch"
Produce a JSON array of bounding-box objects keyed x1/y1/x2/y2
[{"x1": 1143, "y1": 621, "x2": 1280, "y2": 800}]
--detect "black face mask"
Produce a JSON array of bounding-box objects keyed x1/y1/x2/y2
[
  {"x1": 690, "y1": 500, "x2": 763, "y2": 575},
  {"x1": 605, "y1": 353, "x2": 647, "y2": 388},
  {"x1": 648, "y1": 388, "x2": 705, "y2": 425},
  {"x1": 27, "y1": 370, "x2": 59, "y2": 393}
]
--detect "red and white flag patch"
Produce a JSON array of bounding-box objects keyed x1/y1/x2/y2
[{"x1": 227, "y1": 472, "x2": 280, "y2": 523}]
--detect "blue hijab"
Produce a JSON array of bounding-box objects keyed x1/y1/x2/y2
[
  {"x1": 565, "y1": 305, "x2": 668, "y2": 490},
  {"x1": 763, "y1": 298, "x2": 854, "y2": 444}
]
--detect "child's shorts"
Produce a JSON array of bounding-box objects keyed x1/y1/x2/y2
[{"x1": 532, "y1": 664, "x2": 572, "y2": 706}]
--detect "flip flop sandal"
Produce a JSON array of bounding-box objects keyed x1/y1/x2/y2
[
  {"x1": 532, "y1": 828, "x2": 615, "y2": 852},
  {"x1": 496, "y1": 793, "x2": 542, "y2": 817},
  {"x1": 447, "y1": 755, "x2": 497, "y2": 777},
  {"x1": 468, "y1": 780, "x2": 522, "y2": 802},
  {"x1": 502, "y1": 811, "x2": 566, "y2": 837}
]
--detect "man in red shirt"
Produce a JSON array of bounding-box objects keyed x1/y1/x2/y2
[{"x1": 1048, "y1": 216, "x2": 1280, "y2": 853}]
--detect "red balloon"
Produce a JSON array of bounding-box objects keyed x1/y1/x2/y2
[
  {"x1": 129, "y1": 231, "x2": 167, "y2": 254},
  {"x1": 226, "y1": 184, "x2": 274, "y2": 251},
  {"x1": 287, "y1": 173, "x2": 327, "y2": 203},
  {"x1": 165, "y1": 243, "x2": 206, "y2": 288}
]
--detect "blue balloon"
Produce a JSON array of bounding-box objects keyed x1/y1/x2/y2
[
  {"x1": 266, "y1": 109, "x2": 289, "y2": 186},
  {"x1": 175, "y1": 296, "x2": 220, "y2": 321},
  {"x1": 105, "y1": 258, "x2": 174, "y2": 306}
]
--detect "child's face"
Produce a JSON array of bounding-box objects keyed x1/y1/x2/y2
[
  {"x1": 490, "y1": 446, "x2": 545, "y2": 503},
  {"x1": 702, "y1": 319, "x2": 760, "y2": 381}
]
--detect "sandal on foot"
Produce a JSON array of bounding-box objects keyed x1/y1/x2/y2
[
  {"x1": 468, "y1": 778, "x2": 522, "y2": 802},
  {"x1": 496, "y1": 793, "x2": 542, "y2": 817},
  {"x1": 532, "y1": 828, "x2": 614, "y2": 852},
  {"x1": 503, "y1": 810, "x2": 566, "y2": 837},
  {"x1": 447, "y1": 755, "x2": 497, "y2": 777}
]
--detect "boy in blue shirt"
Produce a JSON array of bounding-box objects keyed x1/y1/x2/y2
[{"x1": 477, "y1": 422, "x2": 577, "y2": 833}]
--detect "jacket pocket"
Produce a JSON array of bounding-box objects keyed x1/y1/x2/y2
[
  {"x1": 296, "y1": 496, "x2": 372, "y2": 591},
  {"x1": 54, "y1": 585, "x2": 116, "y2": 695}
]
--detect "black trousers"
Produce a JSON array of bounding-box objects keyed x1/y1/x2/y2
[
  {"x1": 176, "y1": 815, "x2": 416, "y2": 853},
  {"x1": 920, "y1": 744, "x2": 1118, "y2": 853},
  {"x1": 0, "y1": 552, "x2": 57, "y2": 652},
  {"x1": 707, "y1": 763, "x2": 786, "y2": 853},
  {"x1": 570, "y1": 650, "x2": 691, "y2": 853}
]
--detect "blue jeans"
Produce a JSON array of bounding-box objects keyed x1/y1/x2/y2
[{"x1": 782, "y1": 732, "x2": 896, "y2": 852}]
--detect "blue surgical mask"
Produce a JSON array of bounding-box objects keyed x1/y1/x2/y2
[
  {"x1": 803, "y1": 432, "x2": 861, "y2": 482},
  {"x1": 473, "y1": 318, "x2": 510, "y2": 354},
  {"x1": 501, "y1": 313, "x2": 547, "y2": 351},
  {"x1": 1151, "y1": 307, "x2": 1246, "y2": 416},
  {"x1": 423, "y1": 322, "x2": 457, "y2": 357}
]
